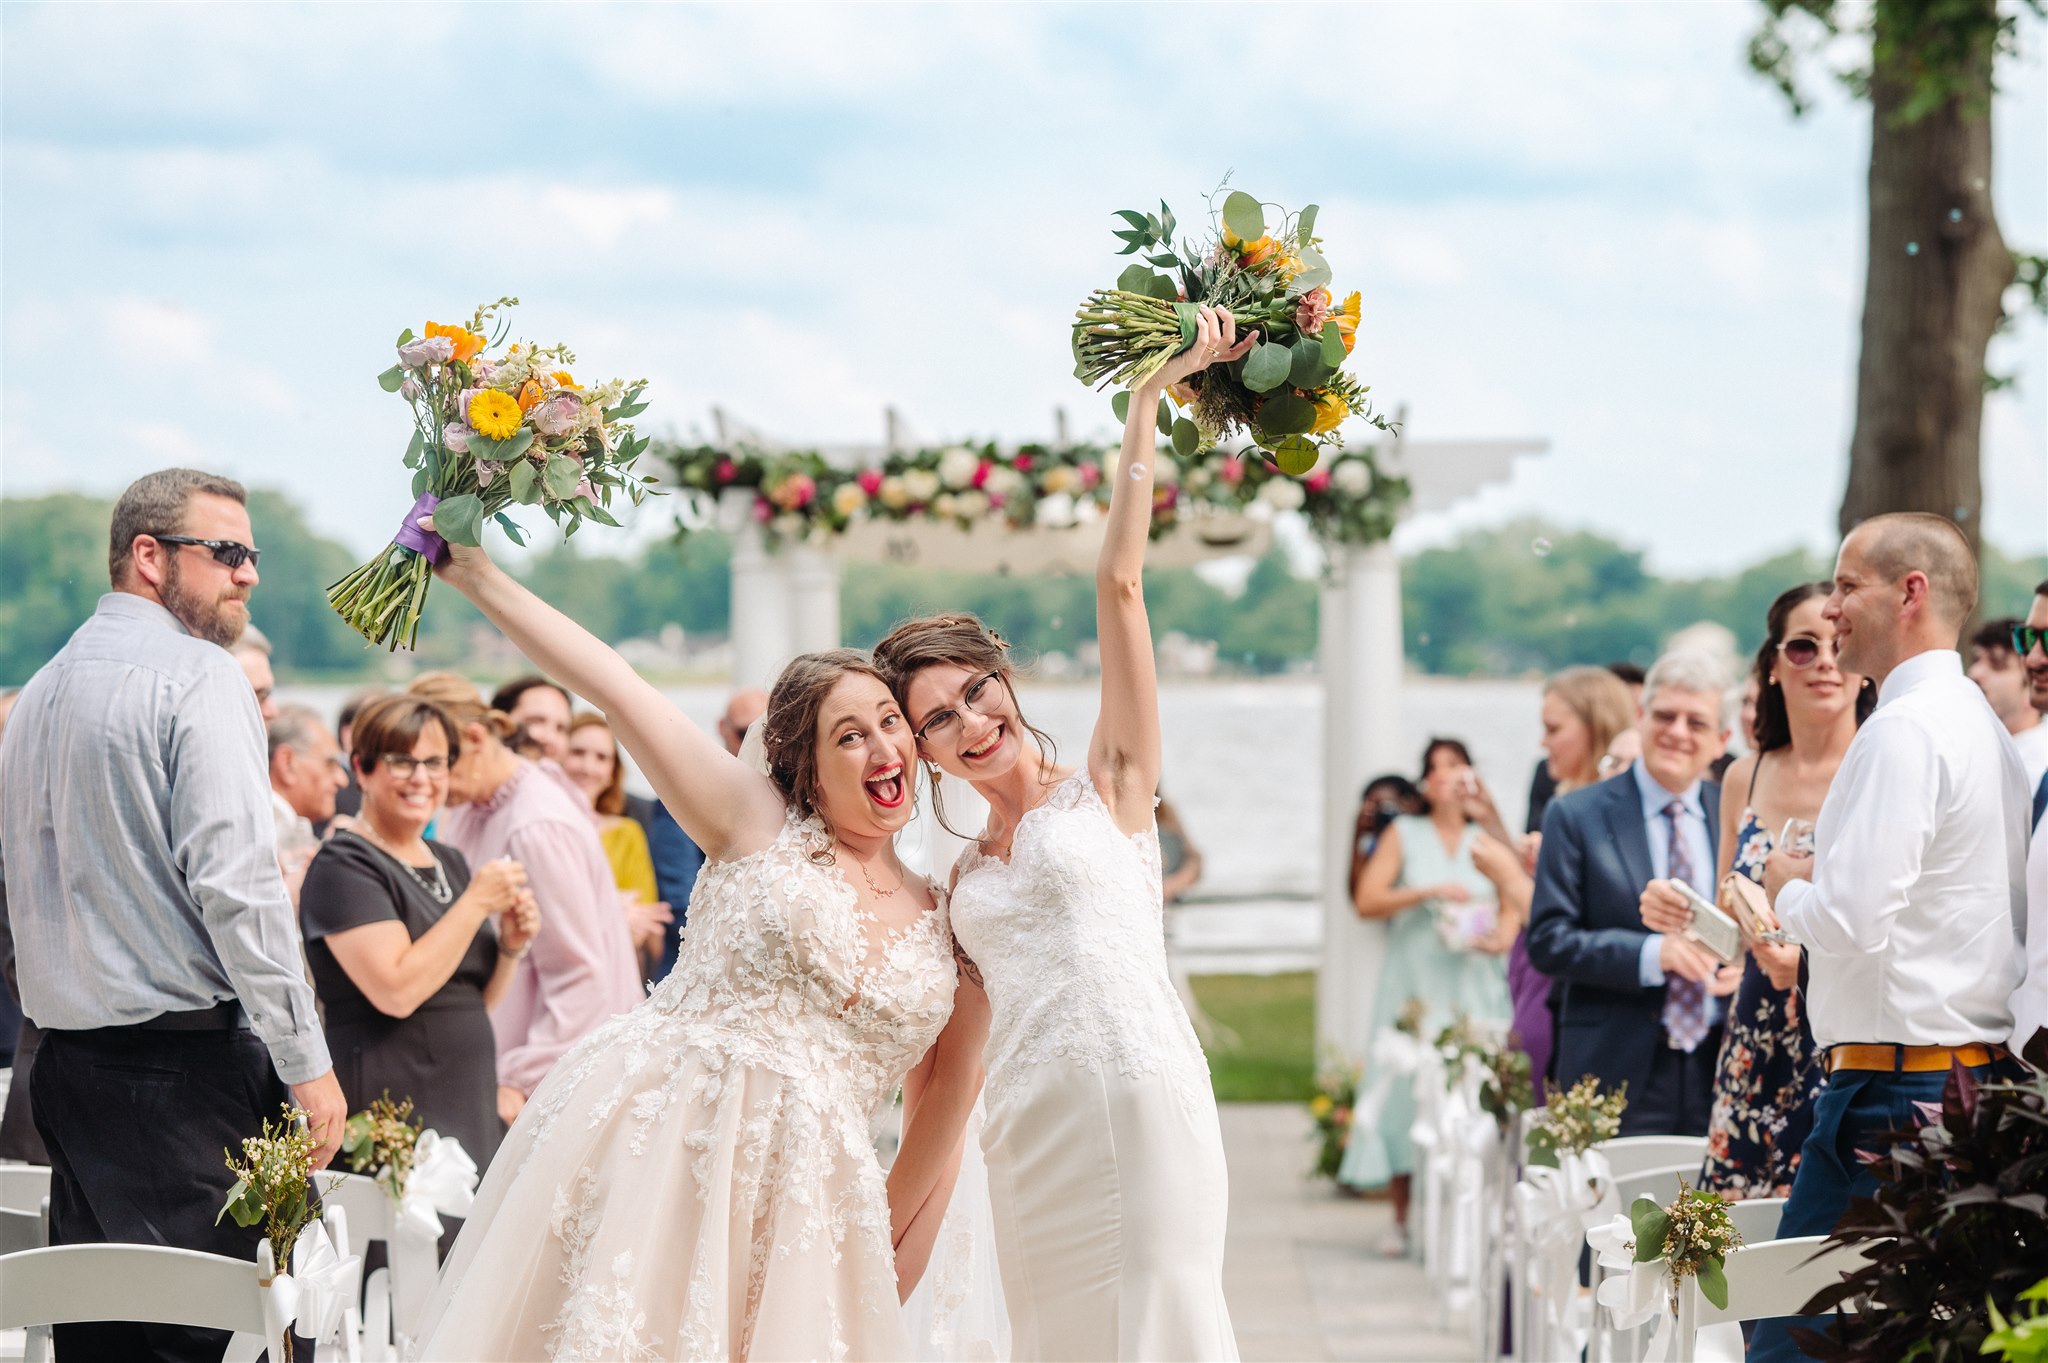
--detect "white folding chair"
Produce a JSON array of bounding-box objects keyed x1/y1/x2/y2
[
  {"x1": 1595, "y1": 1134, "x2": 1708, "y2": 1180},
  {"x1": 1587, "y1": 1164, "x2": 1698, "y2": 1363},
  {"x1": 0, "y1": 1209, "x2": 43, "y2": 1256},
  {"x1": 318, "y1": 1169, "x2": 436, "y2": 1360},
  {"x1": 1727, "y1": 1197, "x2": 1787, "y2": 1245},
  {"x1": 0, "y1": 1239, "x2": 291, "y2": 1363},
  {"x1": 0, "y1": 1166, "x2": 50, "y2": 1214},
  {"x1": 1671, "y1": 1235, "x2": 1880, "y2": 1363}
]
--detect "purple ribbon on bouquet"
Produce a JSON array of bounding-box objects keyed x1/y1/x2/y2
[{"x1": 393, "y1": 492, "x2": 448, "y2": 564}]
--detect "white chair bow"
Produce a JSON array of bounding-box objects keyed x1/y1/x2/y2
[
  {"x1": 1586, "y1": 1212, "x2": 1689, "y2": 1363},
  {"x1": 387, "y1": 1131, "x2": 478, "y2": 1344},
  {"x1": 269, "y1": 1218, "x2": 363, "y2": 1347},
  {"x1": 1513, "y1": 1147, "x2": 1617, "y2": 1355}
]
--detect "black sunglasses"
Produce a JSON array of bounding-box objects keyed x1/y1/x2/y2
[
  {"x1": 150, "y1": 534, "x2": 261, "y2": 570},
  {"x1": 2014, "y1": 626, "x2": 2048, "y2": 657}
]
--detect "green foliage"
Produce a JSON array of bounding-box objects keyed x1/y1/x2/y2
[
  {"x1": 1746, "y1": 0, "x2": 2042, "y2": 121},
  {"x1": 1984, "y1": 1279, "x2": 2048, "y2": 1363},
  {"x1": 1189, "y1": 970, "x2": 1317, "y2": 1102}
]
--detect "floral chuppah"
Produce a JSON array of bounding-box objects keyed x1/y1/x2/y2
[{"x1": 660, "y1": 435, "x2": 1410, "y2": 552}]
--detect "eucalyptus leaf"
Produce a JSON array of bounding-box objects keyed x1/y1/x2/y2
[
  {"x1": 1143, "y1": 272, "x2": 1178, "y2": 302},
  {"x1": 377, "y1": 365, "x2": 406, "y2": 393},
  {"x1": 493, "y1": 512, "x2": 528, "y2": 546},
  {"x1": 1253, "y1": 392, "x2": 1317, "y2": 437},
  {"x1": 1157, "y1": 397, "x2": 1173, "y2": 428},
  {"x1": 395, "y1": 329, "x2": 415, "y2": 348},
  {"x1": 1112, "y1": 391, "x2": 1132, "y2": 423},
  {"x1": 468, "y1": 434, "x2": 505, "y2": 465},
  {"x1": 1297, "y1": 204, "x2": 1319, "y2": 242},
  {"x1": 508, "y1": 460, "x2": 542, "y2": 505},
  {"x1": 403, "y1": 430, "x2": 425, "y2": 469},
  {"x1": 1698, "y1": 1257, "x2": 1729, "y2": 1310},
  {"x1": 1160, "y1": 201, "x2": 1176, "y2": 239},
  {"x1": 502, "y1": 428, "x2": 536, "y2": 461},
  {"x1": 1117, "y1": 263, "x2": 1156, "y2": 295},
  {"x1": 1171, "y1": 418, "x2": 1199, "y2": 457},
  {"x1": 1114, "y1": 209, "x2": 1149, "y2": 231},
  {"x1": 1288, "y1": 337, "x2": 1331, "y2": 389},
  {"x1": 604, "y1": 401, "x2": 648, "y2": 421},
  {"x1": 411, "y1": 468, "x2": 430, "y2": 498},
  {"x1": 544, "y1": 454, "x2": 583, "y2": 500},
  {"x1": 1146, "y1": 253, "x2": 1181, "y2": 269},
  {"x1": 583, "y1": 500, "x2": 621, "y2": 528},
  {"x1": 1526, "y1": 1147, "x2": 1560, "y2": 1169},
  {"x1": 1222, "y1": 191, "x2": 1265, "y2": 244},
  {"x1": 1114, "y1": 232, "x2": 1142, "y2": 256},
  {"x1": 1268, "y1": 435, "x2": 1319, "y2": 476},
  {"x1": 433, "y1": 493, "x2": 485, "y2": 548},
  {"x1": 1291, "y1": 248, "x2": 1332, "y2": 295},
  {"x1": 1630, "y1": 1198, "x2": 1671, "y2": 1264},
  {"x1": 1322, "y1": 319, "x2": 1348, "y2": 366},
  {"x1": 1240, "y1": 341, "x2": 1295, "y2": 394}
]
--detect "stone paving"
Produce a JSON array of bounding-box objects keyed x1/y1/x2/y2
[{"x1": 1222, "y1": 1103, "x2": 1473, "y2": 1363}]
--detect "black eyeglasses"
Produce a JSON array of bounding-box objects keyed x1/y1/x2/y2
[
  {"x1": 2012, "y1": 626, "x2": 2048, "y2": 658},
  {"x1": 150, "y1": 534, "x2": 261, "y2": 570},
  {"x1": 914, "y1": 671, "x2": 1006, "y2": 745},
  {"x1": 378, "y1": 754, "x2": 449, "y2": 778}
]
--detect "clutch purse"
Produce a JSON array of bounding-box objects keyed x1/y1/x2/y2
[
  {"x1": 1673, "y1": 880, "x2": 1743, "y2": 966},
  {"x1": 1720, "y1": 873, "x2": 1794, "y2": 946}
]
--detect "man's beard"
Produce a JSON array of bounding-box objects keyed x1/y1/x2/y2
[{"x1": 162, "y1": 554, "x2": 248, "y2": 647}]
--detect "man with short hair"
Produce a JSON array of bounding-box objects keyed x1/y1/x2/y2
[
  {"x1": 2008, "y1": 582, "x2": 2048, "y2": 1072},
  {"x1": 268, "y1": 705, "x2": 349, "y2": 902},
  {"x1": 492, "y1": 674, "x2": 572, "y2": 762},
  {"x1": 1528, "y1": 650, "x2": 1739, "y2": 1136},
  {"x1": 230, "y1": 621, "x2": 280, "y2": 722},
  {"x1": 1968, "y1": 614, "x2": 2048, "y2": 789},
  {"x1": 718, "y1": 686, "x2": 769, "y2": 756},
  {"x1": 0, "y1": 468, "x2": 345, "y2": 1361},
  {"x1": 1749, "y1": 515, "x2": 2030, "y2": 1363}
]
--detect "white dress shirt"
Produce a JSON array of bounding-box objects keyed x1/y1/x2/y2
[
  {"x1": 1778, "y1": 649, "x2": 2030, "y2": 1050},
  {"x1": 2013, "y1": 813, "x2": 2048, "y2": 1064}
]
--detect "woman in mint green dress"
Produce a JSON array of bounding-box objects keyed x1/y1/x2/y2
[{"x1": 1338, "y1": 738, "x2": 1528, "y2": 1254}]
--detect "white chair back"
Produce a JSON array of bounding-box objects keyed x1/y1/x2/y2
[
  {"x1": 318, "y1": 1169, "x2": 437, "y2": 1356},
  {"x1": 0, "y1": 1166, "x2": 50, "y2": 1214},
  {"x1": 1726, "y1": 1197, "x2": 1786, "y2": 1245},
  {"x1": 0, "y1": 1239, "x2": 289, "y2": 1363},
  {"x1": 0, "y1": 1208, "x2": 44, "y2": 1256},
  {"x1": 1671, "y1": 1235, "x2": 1879, "y2": 1363},
  {"x1": 1595, "y1": 1135, "x2": 1708, "y2": 1180}
]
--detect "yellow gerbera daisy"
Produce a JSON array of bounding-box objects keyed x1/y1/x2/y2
[{"x1": 469, "y1": 390, "x2": 523, "y2": 441}]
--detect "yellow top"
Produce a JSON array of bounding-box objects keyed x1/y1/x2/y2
[{"x1": 599, "y1": 814, "x2": 658, "y2": 905}]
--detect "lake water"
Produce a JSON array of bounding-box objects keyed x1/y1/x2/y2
[{"x1": 278, "y1": 675, "x2": 1544, "y2": 900}]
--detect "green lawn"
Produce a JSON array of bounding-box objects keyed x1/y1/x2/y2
[{"x1": 1190, "y1": 971, "x2": 1317, "y2": 1102}]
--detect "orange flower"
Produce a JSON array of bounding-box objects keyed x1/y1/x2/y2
[
  {"x1": 515, "y1": 378, "x2": 544, "y2": 413},
  {"x1": 551, "y1": 370, "x2": 579, "y2": 390},
  {"x1": 1334, "y1": 291, "x2": 1361, "y2": 355},
  {"x1": 425, "y1": 321, "x2": 486, "y2": 363},
  {"x1": 1238, "y1": 235, "x2": 1278, "y2": 268}
]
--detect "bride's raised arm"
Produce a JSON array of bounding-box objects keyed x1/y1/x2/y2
[
  {"x1": 1089, "y1": 305, "x2": 1255, "y2": 831},
  {"x1": 429, "y1": 532, "x2": 787, "y2": 860}
]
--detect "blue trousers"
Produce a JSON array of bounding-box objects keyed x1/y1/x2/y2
[{"x1": 1747, "y1": 1058, "x2": 2021, "y2": 1362}]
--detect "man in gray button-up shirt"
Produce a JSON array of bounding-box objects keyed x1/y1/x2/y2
[{"x1": 0, "y1": 467, "x2": 345, "y2": 1362}]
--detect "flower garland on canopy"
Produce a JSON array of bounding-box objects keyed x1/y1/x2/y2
[{"x1": 659, "y1": 437, "x2": 1409, "y2": 550}]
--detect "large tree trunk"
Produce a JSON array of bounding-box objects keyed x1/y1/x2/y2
[{"x1": 1840, "y1": 1, "x2": 2014, "y2": 556}]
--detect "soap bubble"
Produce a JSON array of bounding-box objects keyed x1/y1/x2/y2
[
  {"x1": 1128, "y1": 463, "x2": 1147, "y2": 481},
  {"x1": 1532, "y1": 537, "x2": 1554, "y2": 557},
  {"x1": 1906, "y1": 241, "x2": 1921, "y2": 256},
  {"x1": 1948, "y1": 208, "x2": 1963, "y2": 223},
  {"x1": 1417, "y1": 632, "x2": 1432, "y2": 646}
]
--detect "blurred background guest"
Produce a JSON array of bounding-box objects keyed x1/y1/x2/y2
[
  {"x1": 229, "y1": 621, "x2": 279, "y2": 723},
  {"x1": 1645, "y1": 584, "x2": 1872, "y2": 1199},
  {"x1": 1736, "y1": 665, "x2": 1763, "y2": 752},
  {"x1": 1156, "y1": 790, "x2": 1204, "y2": 904},
  {"x1": 1969, "y1": 615, "x2": 2048, "y2": 794},
  {"x1": 267, "y1": 704, "x2": 350, "y2": 905},
  {"x1": 409, "y1": 673, "x2": 642, "y2": 1125},
  {"x1": 0, "y1": 686, "x2": 38, "y2": 1160},
  {"x1": 563, "y1": 711, "x2": 673, "y2": 972},
  {"x1": 493, "y1": 674, "x2": 572, "y2": 764},
  {"x1": 717, "y1": 686, "x2": 767, "y2": 755},
  {"x1": 1529, "y1": 651, "x2": 1739, "y2": 1138},
  {"x1": 1513, "y1": 666, "x2": 1638, "y2": 1100},
  {"x1": 301, "y1": 694, "x2": 539, "y2": 1184},
  {"x1": 328, "y1": 687, "x2": 384, "y2": 828},
  {"x1": 1350, "y1": 775, "x2": 1424, "y2": 902},
  {"x1": 1339, "y1": 738, "x2": 1528, "y2": 1253}
]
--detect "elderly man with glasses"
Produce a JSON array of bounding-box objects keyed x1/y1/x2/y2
[
  {"x1": 268, "y1": 704, "x2": 352, "y2": 904},
  {"x1": 0, "y1": 467, "x2": 344, "y2": 1362}
]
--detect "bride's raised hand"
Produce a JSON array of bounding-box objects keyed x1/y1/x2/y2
[
  {"x1": 1150, "y1": 304, "x2": 1257, "y2": 393},
  {"x1": 414, "y1": 515, "x2": 494, "y2": 589}
]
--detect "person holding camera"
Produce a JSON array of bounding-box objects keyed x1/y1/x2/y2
[{"x1": 1339, "y1": 738, "x2": 1528, "y2": 1254}]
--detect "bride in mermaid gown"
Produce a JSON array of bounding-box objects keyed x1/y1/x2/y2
[
  {"x1": 875, "y1": 306, "x2": 1250, "y2": 1361},
  {"x1": 410, "y1": 535, "x2": 974, "y2": 1360}
]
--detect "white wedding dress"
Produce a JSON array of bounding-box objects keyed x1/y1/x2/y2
[
  {"x1": 411, "y1": 809, "x2": 956, "y2": 1361},
  {"x1": 949, "y1": 770, "x2": 1238, "y2": 1361}
]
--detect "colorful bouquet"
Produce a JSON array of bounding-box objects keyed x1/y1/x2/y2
[
  {"x1": 1308, "y1": 1050, "x2": 1362, "y2": 1181},
  {"x1": 328, "y1": 298, "x2": 656, "y2": 649},
  {"x1": 1072, "y1": 187, "x2": 1394, "y2": 475}
]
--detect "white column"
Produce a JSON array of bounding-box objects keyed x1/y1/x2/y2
[
  {"x1": 786, "y1": 543, "x2": 843, "y2": 657},
  {"x1": 1316, "y1": 538, "x2": 1407, "y2": 1062},
  {"x1": 721, "y1": 487, "x2": 792, "y2": 690}
]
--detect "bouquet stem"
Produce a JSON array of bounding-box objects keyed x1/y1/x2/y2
[{"x1": 328, "y1": 545, "x2": 435, "y2": 652}]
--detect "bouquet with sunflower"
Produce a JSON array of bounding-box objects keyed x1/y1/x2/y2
[
  {"x1": 1072, "y1": 187, "x2": 1394, "y2": 475},
  {"x1": 328, "y1": 298, "x2": 656, "y2": 649}
]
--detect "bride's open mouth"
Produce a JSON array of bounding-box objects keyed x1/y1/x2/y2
[
  {"x1": 960, "y1": 724, "x2": 1005, "y2": 763},
  {"x1": 864, "y1": 761, "x2": 906, "y2": 809}
]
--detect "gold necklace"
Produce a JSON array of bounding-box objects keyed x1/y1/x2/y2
[{"x1": 844, "y1": 846, "x2": 904, "y2": 898}]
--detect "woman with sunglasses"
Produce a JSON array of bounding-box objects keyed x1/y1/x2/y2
[
  {"x1": 872, "y1": 306, "x2": 1250, "y2": 1360},
  {"x1": 1640, "y1": 583, "x2": 1875, "y2": 1199},
  {"x1": 299, "y1": 695, "x2": 540, "y2": 1183}
]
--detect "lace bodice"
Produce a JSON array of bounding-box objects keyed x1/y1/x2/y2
[{"x1": 949, "y1": 770, "x2": 1211, "y2": 1113}]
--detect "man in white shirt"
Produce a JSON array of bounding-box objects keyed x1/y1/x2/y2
[
  {"x1": 267, "y1": 705, "x2": 349, "y2": 903},
  {"x1": 1749, "y1": 514, "x2": 2031, "y2": 1363},
  {"x1": 2010, "y1": 583, "x2": 2048, "y2": 1070},
  {"x1": 1968, "y1": 613, "x2": 2048, "y2": 791}
]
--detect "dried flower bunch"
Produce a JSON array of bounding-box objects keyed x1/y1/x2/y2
[
  {"x1": 218, "y1": 1104, "x2": 319, "y2": 1275},
  {"x1": 1527, "y1": 1073, "x2": 1629, "y2": 1168},
  {"x1": 1630, "y1": 1178, "x2": 1744, "y2": 1311},
  {"x1": 1394, "y1": 995, "x2": 1430, "y2": 1039},
  {"x1": 342, "y1": 1093, "x2": 424, "y2": 1203}
]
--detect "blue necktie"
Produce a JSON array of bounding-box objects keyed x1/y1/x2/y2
[{"x1": 1661, "y1": 800, "x2": 1710, "y2": 1053}]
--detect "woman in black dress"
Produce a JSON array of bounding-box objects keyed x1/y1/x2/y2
[{"x1": 301, "y1": 694, "x2": 539, "y2": 1175}]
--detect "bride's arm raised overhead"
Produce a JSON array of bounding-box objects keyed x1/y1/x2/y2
[
  {"x1": 427, "y1": 533, "x2": 788, "y2": 861},
  {"x1": 1090, "y1": 304, "x2": 1256, "y2": 832}
]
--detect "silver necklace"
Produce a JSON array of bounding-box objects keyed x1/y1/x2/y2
[{"x1": 352, "y1": 827, "x2": 451, "y2": 904}]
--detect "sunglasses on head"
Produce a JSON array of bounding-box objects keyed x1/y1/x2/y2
[
  {"x1": 150, "y1": 534, "x2": 261, "y2": 570},
  {"x1": 2012, "y1": 626, "x2": 2048, "y2": 657},
  {"x1": 1777, "y1": 634, "x2": 1837, "y2": 668}
]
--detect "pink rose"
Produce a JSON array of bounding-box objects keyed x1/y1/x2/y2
[
  {"x1": 971, "y1": 459, "x2": 992, "y2": 488},
  {"x1": 398, "y1": 335, "x2": 454, "y2": 369},
  {"x1": 1014, "y1": 453, "x2": 1034, "y2": 473},
  {"x1": 857, "y1": 468, "x2": 885, "y2": 496},
  {"x1": 476, "y1": 460, "x2": 504, "y2": 484},
  {"x1": 752, "y1": 496, "x2": 774, "y2": 523},
  {"x1": 1221, "y1": 457, "x2": 1244, "y2": 486},
  {"x1": 458, "y1": 388, "x2": 482, "y2": 423},
  {"x1": 443, "y1": 423, "x2": 475, "y2": 455},
  {"x1": 398, "y1": 377, "x2": 422, "y2": 402},
  {"x1": 715, "y1": 457, "x2": 737, "y2": 484},
  {"x1": 533, "y1": 394, "x2": 581, "y2": 437},
  {"x1": 1306, "y1": 469, "x2": 1332, "y2": 493},
  {"x1": 1079, "y1": 463, "x2": 1101, "y2": 489}
]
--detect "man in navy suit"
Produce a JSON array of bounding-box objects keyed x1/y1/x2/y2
[{"x1": 1528, "y1": 650, "x2": 1740, "y2": 1136}]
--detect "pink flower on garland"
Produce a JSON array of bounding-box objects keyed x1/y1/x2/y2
[
  {"x1": 715, "y1": 457, "x2": 738, "y2": 484},
  {"x1": 1079, "y1": 463, "x2": 1101, "y2": 489},
  {"x1": 857, "y1": 468, "x2": 885, "y2": 496},
  {"x1": 1305, "y1": 469, "x2": 1333, "y2": 493},
  {"x1": 971, "y1": 459, "x2": 992, "y2": 488},
  {"x1": 1014, "y1": 453, "x2": 1035, "y2": 473}
]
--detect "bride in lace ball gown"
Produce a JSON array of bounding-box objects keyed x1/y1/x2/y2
[
  {"x1": 874, "y1": 307, "x2": 1251, "y2": 1361},
  {"x1": 409, "y1": 535, "x2": 986, "y2": 1360}
]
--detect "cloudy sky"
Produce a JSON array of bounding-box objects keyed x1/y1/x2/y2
[{"x1": 3, "y1": 2, "x2": 2042, "y2": 575}]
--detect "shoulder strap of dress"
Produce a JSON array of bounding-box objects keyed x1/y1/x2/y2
[{"x1": 1746, "y1": 750, "x2": 1765, "y2": 806}]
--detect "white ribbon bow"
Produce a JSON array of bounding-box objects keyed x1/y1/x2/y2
[
  {"x1": 1513, "y1": 1146, "x2": 1617, "y2": 1349},
  {"x1": 388, "y1": 1130, "x2": 478, "y2": 1344},
  {"x1": 269, "y1": 1218, "x2": 363, "y2": 1345},
  {"x1": 1586, "y1": 1212, "x2": 1678, "y2": 1363},
  {"x1": 1352, "y1": 1027, "x2": 1429, "y2": 1137}
]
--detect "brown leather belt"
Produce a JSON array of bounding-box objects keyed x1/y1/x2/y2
[{"x1": 1826, "y1": 1042, "x2": 2006, "y2": 1074}]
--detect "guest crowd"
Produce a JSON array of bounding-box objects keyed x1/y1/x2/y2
[{"x1": 0, "y1": 469, "x2": 2044, "y2": 1363}]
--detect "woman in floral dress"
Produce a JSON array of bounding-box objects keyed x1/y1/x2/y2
[{"x1": 1644, "y1": 582, "x2": 1873, "y2": 1197}]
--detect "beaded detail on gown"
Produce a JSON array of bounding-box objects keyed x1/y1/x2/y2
[
  {"x1": 1699, "y1": 810, "x2": 1823, "y2": 1199},
  {"x1": 413, "y1": 810, "x2": 955, "y2": 1361}
]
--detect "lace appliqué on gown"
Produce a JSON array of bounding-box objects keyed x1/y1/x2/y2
[
  {"x1": 413, "y1": 810, "x2": 955, "y2": 1362},
  {"x1": 950, "y1": 770, "x2": 1211, "y2": 1118}
]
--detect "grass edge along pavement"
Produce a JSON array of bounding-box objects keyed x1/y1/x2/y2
[{"x1": 1194, "y1": 970, "x2": 1316, "y2": 1103}]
